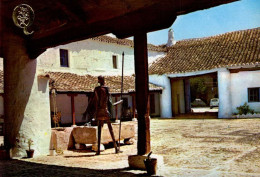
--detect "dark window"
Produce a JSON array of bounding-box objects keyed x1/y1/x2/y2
[
  {"x1": 150, "y1": 94, "x2": 155, "y2": 114},
  {"x1": 112, "y1": 55, "x2": 117, "y2": 69},
  {"x1": 248, "y1": 88, "x2": 260, "y2": 102},
  {"x1": 60, "y1": 49, "x2": 69, "y2": 67}
]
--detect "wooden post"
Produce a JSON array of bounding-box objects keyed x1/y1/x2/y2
[
  {"x1": 132, "y1": 94, "x2": 136, "y2": 118},
  {"x1": 67, "y1": 93, "x2": 77, "y2": 126},
  {"x1": 184, "y1": 79, "x2": 191, "y2": 113},
  {"x1": 115, "y1": 95, "x2": 118, "y2": 120},
  {"x1": 134, "y1": 33, "x2": 150, "y2": 155}
]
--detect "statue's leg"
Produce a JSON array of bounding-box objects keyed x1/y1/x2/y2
[
  {"x1": 96, "y1": 120, "x2": 104, "y2": 155},
  {"x1": 107, "y1": 119, "x2": 119, "y2": 153}
]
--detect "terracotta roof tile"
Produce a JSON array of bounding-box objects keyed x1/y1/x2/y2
[
  {"x1": 46, "y1": 72, "x2": 162, "y2": 93},
  {"x1": 149, "y1": 28, "x2": 260, "y2": 75},
  {"x1": 91, "y1": 35, "x2": 167, "y2": 52}
]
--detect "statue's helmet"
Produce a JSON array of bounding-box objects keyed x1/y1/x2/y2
[{"x1": 98, "y1": 75, "x2": 105, "y2": 85}]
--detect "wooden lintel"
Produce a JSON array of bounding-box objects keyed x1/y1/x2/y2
[
  {"x1": 67, "y1": 93, "x2": 78, "y2": 97},
  {"x1": 229, "y1": 67, "x2": 260, "y2": 73}
]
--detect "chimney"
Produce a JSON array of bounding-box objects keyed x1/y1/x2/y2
[{"x1": 166, "y1": 29, "x2": 176, "y2": 47}]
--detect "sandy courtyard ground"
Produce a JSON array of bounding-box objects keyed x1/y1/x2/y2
[{"x1": 1, "y1": 119, "x2": 260, "y2": 176}]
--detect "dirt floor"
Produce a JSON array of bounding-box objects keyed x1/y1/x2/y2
[{"x1": 1, "y1": 119, "x2": 260, "y2": 177}]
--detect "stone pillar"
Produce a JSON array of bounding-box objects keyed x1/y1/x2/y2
[
  {"x1": 218, "y1": 68, "x2": 232, "y2": 118},
  {"x1": 134, "y1": 33, "x2": 150, "y2": 155},
  {"x1": 3, "y1": 17, "x2": 51, "y2": 158}
]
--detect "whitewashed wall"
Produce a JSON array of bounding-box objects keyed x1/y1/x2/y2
[
  {"x1": 230, "y1": 70, "x2": 260, "y2": 113},
  {"x1": 148, "y1": 51, "x2": 165, "y2": 65},
  {"x1": 37, "y1": 38, "x2": 164, "y2": 76},
  {"x1": 13, "y1": 75, "x2": 51, "y2": 158},
  {"x1": 149, "y1": 75, "x2": 172, "y2": 118}
]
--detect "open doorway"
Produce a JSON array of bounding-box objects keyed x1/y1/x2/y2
[
  {"x1": 170, "y1": 72, "x2": 218, "y2": 118},
  {"x1": 190, "y1": 74, "x2": 218, "y2": 113}
]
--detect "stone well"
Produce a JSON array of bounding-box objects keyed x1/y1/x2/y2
[{"x1": 51, "y1": 121, "x2": 137, "y2": 150}]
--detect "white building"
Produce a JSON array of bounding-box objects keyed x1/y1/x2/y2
[
  {"x1": 149, "y1": 27, "x2": 260, "y2": 118},
  {"x1": 36, "y1": 35, "x2": 165, "y2": 126}
]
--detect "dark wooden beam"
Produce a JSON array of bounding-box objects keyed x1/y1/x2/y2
[
  {"x1": 134, "y1": 33, "x2": 150, "y2": 155},
  {"x1": 229, "y1": 67, "x2": 260, "y2": 73}
]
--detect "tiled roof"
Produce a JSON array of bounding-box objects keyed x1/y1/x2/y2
[
  {"x1": 91, "y1": 35, "x2": 167, "y2": 52},
  {"x1": 45, "y1": 72, "x2": 162, "y2": 93},
  {"x1": 149, "y1": 28, "x2": 260, "y2": 75}
]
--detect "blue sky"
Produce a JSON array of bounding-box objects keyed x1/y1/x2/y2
[{"x1": 147, "y1": 0, "x2": 260, "y2": 45}]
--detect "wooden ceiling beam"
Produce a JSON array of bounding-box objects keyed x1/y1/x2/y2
[{"x1": 1, "y1": 0, "x2": 239, "y2": 58}]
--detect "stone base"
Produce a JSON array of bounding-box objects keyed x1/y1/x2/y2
[
  {"x1": 128, "y1": 154, "x2": 164, "y2": 170},
  {"x1": 51, "y1": 127, "x2": 74, "y2": 150},
  {"x1": 92, "y1": 144, "x2": 105, "y2": 152},
  {"x1": 73, "y1": 121, "x2": 136, "y2": 144}
]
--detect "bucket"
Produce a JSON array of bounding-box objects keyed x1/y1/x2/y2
[{"x1": 144, "y1": 158, "x2": 157, "y2": 175}]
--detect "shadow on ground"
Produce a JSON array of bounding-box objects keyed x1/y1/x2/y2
[{"x1": 0, "y1": 159, "x2": 157, "y2": 177}]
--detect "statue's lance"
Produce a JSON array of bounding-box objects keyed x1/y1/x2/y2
[{"x1": 118, "y1": 52, "x2": 124, "y2": 152}]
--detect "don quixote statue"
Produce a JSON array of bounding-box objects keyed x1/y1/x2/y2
[{"x1": 83, "y1": 76, "x2": 119, "y2": 155}]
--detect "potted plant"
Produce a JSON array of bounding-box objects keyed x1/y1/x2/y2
[{"x1": 26, "y1": 139, "x2": 34, "y2": 158}]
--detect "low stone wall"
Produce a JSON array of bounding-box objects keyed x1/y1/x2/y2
[{"x1": 51, "y1": 121, "x2": 137, "y2": 150}]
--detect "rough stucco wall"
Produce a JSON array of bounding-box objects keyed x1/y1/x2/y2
[
  {"x1": 3, "y1": 30, "x2": 51, "y2": 158},
  {"x1": 149, "y1": 75, "x2": 172, "y2": 118},
  {"x1": 13, "y1": 76, "x2": 51, "y2": 157},
  {"x1": 218, "y1": 68, "x2": 232, "y2": 118},
  {"x1": 231, "y1": 70, "x2": 260, "y2": 113}
]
